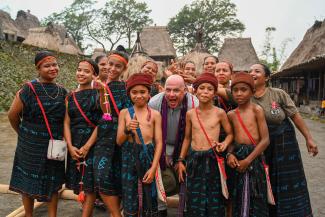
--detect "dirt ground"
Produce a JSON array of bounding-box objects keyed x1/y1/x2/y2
[{"x1": 0, "y1": 113, "x2": 324, "y2": 216}]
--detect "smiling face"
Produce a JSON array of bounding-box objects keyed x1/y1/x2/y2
[
  {"x1": 76, "y1": 62, "x2": 95, "y2": 86},
  {"x1": 215, "y1": 62, "x2": 232, "y2": 86},
  {"x1": 232, "y1": 82, "x2": 253, "y2": 105},
  {"x1": 37, "y1": 59, "x2": 59, "y2": 82},
  {"x1": 195, "y1": 82, "x2": 216, "y2": 103},
  {"x1": 141, "y1": 62, "x2": 158, "y2": 79},
  {"x1": 129, "y1": 85, "x2": 150, "y2": 107},
  {"x1": 184, "y1": 62, "x2": 196, "y2": 76},
  {"x1": 107, "y1": 56, "x2": 126, "y2": 81},
  {"x1": 249, "y1": 64, "x2": 269, "y2": 88},
  {"x1": 203, "y1": 56, "x2": 218, "y2": 74},
  {"x1": 97, "y1": 56, "x2": 109, "y2": 82},
  {"x1": 164, "y1": 75, "x2": 186, "y2": 108}
]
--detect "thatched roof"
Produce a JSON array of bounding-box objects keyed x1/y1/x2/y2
[
  {"x1": 140, "y1": 26, "x2": 176, "y2": 58},
  {"x1": 274, "y1": 20, "x2": 325, "y2": 77},
  {"x1": 91, "y1": 48, "x2": 106, "y2": 60},
  {"x1": 23, "y1": 23, "x2": 83, "y2": 55},
  {"x1": 179, "y1": 29, "x2": 211, "y2": 74},
  {"x1": 14, "y1": 10, "x2": 40, "y2": 39},
  {"x1": 218, "y1": 38, "x2": 259, "y2": 72},
  {"x1": 0, "y1": 10, "x2": 21, "y2": 37}
]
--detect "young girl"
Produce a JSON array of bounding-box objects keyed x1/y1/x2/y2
[
  {"x1": 64, "y1": 59, "x2": 102, "y2": 216},
  {"x1": 94, "y1": 49, "x2": 131, "y2": 217},
  {"x1": 95, "y1": 55, "x2": 109, "y2": 82},
  {"x1": 8, "y1": 51, "x2": 67, "y2": 217}
]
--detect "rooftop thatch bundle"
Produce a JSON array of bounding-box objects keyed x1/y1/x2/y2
[
  {"x1": 14, "y1": 10, "x2": 40, "y2": 39},
  {"x1": 274, "y1": 20, "x2": 325, "y2": 77},
  {"x1": 140, "y1": 26, "x2": 176, "y2": 59},
  {"x1": 91, "y1": 48, "x2": 106, "y2": 60},
  {"x1": 218, "y1": 38, "x2": 259, "y2": 72},
  {"x1": 0, "y1": 10, "x2": 21, "y2": 39},
  {"x1": 23, "y1": 22, "x2": 83, "y2": 55},
  {"x1": 179, "y1": 29, "x2": 211, "y2": 74}
]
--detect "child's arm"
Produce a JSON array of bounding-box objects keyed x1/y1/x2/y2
[
  {"x1": 177, "y1": 111, "x2": 192, "y2": 182},
  {"x1": 8, "y1": 94, "x2": 23, "y2": 133},
  {"x1": 226, "y1": 112, "x2": 240, "y2": 168},
  {"x1": 80, "y1": 127, "x2": 98, "y2": 158},
  {"x1": 143, "y1": 112, "x2": 163, "y2": 184},
  {"x1": 64, "y1": 101, "x2": 81, "y2": 160},
  {"x1": 237, "y1": 106, "x2": 269, "y2": 172},
  {"x1": 218, "y1": 109, "x2": 233, "y2": 152},
  {"x1": 116, "y1": 109, "x2": 128, "y2": 145}
]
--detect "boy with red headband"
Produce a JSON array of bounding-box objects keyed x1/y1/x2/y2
[
  {"x1": 177, "y1": 73, "x2": 233, "y2": 217},
  {"x1": 117, "y1": 73, "x2": 164, "y2": 217},
  {"x1": 226, "y1": 72, "x2": 270, "y2": 217}
]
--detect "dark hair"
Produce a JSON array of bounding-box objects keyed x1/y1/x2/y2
[
  {"x1": 95, "y1": 55, "x2": 106, "y2": 64},
  {"x1": 259, "y1": 63, "x2": 271, "y2": 77},
  {"x1": 79, "y1": 58, "x2": 99, "y2": 76},
  {"x1": 34, "y1": 50, "x2": 55, "y2": 67},
  {"x1": 107, "y1": 50, "x2": 129, "y2": 64},
  {"x1": 203, "y1": 55, "x2": 219, "y2": 64}
]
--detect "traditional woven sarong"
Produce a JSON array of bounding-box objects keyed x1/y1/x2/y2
[
  {"x1": 186, "y1": 148, "x2": 225, "y2": 217},
  {"x1": 121, "y1": 141, "x2": 158, "y2": 217},
  {"x1": 65, "y1": 89, "x2": 102, "y2": 194},
  {"x1": 231, "y1": 144, "x2": 268, "y2": 217},
  {"x1": 9, "y1": 81, "x2": 67, "y2": 202},
  {"x1": 267, "y1": 119, "x2": 313, "y2": 217},
  {"x1": 94, "y1": 81, "x2": 131, "y2": 196}
]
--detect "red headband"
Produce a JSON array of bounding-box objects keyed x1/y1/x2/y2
[
  {"x1": 36, "y1": 56, "x2": 57, "y2": 68},
  {"x1": 109, "y1": 54, "x2": 128, "y2": 66}
]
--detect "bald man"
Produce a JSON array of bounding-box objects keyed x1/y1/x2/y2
[{"x1": 148, "y1": 75, "x2": 199, "y2": 216}]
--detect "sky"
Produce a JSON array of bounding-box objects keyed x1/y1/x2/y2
[{"x1": 1, "y1": 0, "x2": 324, "y2": 62}]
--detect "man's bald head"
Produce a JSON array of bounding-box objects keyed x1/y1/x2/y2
[
  {"x1": 165, "y1": 74, "x2": 186, "y2": 89},
  {"x1": 164, "y1": 74, "x2": 186, "y2": 108}
]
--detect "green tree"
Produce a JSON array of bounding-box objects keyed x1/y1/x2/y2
[
  {"x1": 260, "y1": 27, "x2": 292, "y2": 72},
  {"x1": 43, "y1": 0, "x2": 96, "y2": 51},
  {"x1": 168, "y1": 0, "x2": 245, "y2": 54},
  {"x1": 100, "y1": 0, "x2": 153, "y2": 50}
]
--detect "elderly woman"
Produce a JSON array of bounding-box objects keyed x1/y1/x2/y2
[{"x1": 249, "y1": 63, "x2": 318, "y2": 217}]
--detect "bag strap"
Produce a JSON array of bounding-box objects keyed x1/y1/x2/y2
[
  {"x1": 72, "y1": 92, "x2": 96, "y2": 128},
  {"x1": 235, "y1": 108, "x2": 257, "y2": 146},
  {"x1": 195, "y1": 108, "x2": 227, "y2": 178},
  {"x1": 26, "y1": 82, "x2": 53, "y2": 140},
  {"x1": 105, "y1": 84, "x2": 120, "y2": 116}
]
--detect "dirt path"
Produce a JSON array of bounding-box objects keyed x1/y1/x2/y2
[{"x1": 0, "y1": 114, "x2": 324, "y2": 216}]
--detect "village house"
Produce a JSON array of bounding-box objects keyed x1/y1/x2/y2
[
  {"x1": 272, "y1": 20, "x2": 325, "y2": 113},
  {"x1": 218, "y1": 37, "x2": 259, "y2": 72}
]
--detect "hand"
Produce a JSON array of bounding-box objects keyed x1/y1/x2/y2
[
  {"x1": 92, "y1": 78, "x2": 105, "y2": 89},
  {"x1": 142, "y1": 166, "x2": 156, "y2": 184},
  {"x1": 236, "y1": 159, "x2": 250, "y2": 173},
  {"x1": 80, "y1": 145, "x2": 90, "y2": 158},
  {"x1": 227, "y1": 154, "x2": 240, "y2": 169},
  {"x1": 177, "y1": 162, "x2": 186, "y2": 183},
  {"x1": 182, "y1": 74, "x2": 196, "y2": 84},
  {"x1": 127, "y1": 114, "x2": 140, "y2": 131},
  {"x1": 306, "y1": 138, "x2": 318, "y2": 156},
  {"x1": 215, "y1": 142, "x2": 227, "y2": 153},
  {"x1": 69, "y1": 146, "x2": 82, "y2": 160}
]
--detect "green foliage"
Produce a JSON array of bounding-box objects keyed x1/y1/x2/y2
[
  {"x1": 0, "y1": 41, "x2": 81, "y2": 111},
  {"x1": 259, "y1": 27, "x2": 292, "y2": 72},
  {"x1": 168, "y1": 0, "x2": 245, "y2": 54}
]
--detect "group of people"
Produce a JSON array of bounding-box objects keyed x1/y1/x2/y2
[{"x1": 7, "y1": 48, "x2": 318, "y2": 217}]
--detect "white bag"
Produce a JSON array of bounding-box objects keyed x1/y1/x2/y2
[
  {"x1": 47, "y1": 139, "x2": 67, "y2": 161},
  {"x1": 155, "y1": 165, "x2": 167, "y2": 203}
]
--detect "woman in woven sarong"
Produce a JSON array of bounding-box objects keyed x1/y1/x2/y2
[
  {"x1": 64, "y1": 59, "x2": 102, "y2": 216},
  {"x1": 93, "y1": 48, "x2": 131, "y2": 217},
  {"x1": 8, "y1": 51, "x2": 67, "y2": 217},
  {"x1": 250, "y1": 63, "x2": 318, "y2": 217}
]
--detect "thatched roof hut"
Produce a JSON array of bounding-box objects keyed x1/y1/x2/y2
[
  {"x1": 123, "y1": 33, "x2": 163, "y2": 80},
  {"x1": 140, "y1": 26, "x2": 176, "y2": 65},
  {"x1": 15, "y1": 10, "x2": 40, "y2": 39},
  {"x1": 218, "y1": 38, "x2": 259, "y2": 72},
  {"x1": 91, "y1": 48, "x2": 106, "y2": 60},
  {"x1": 0, "y1": 10, "x2": 21, "y2": 41},
  {"x1": 274, "y1": 20, "x2": 325, "y2": 77},
  {"x1": 179, "y1": 30, "x2": 211, "y2": 74},
  {"x1": 23, "y1": 22, "x2": 83, "y2": 55}
]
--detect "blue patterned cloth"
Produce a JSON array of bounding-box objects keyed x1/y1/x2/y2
[{"x1": 9, "y1": 81, "x2": 67, "y2": 202}]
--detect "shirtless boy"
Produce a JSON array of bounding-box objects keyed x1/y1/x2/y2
[{"x1": 177, "y1": 73, "x2": 233, "y2": 217}]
